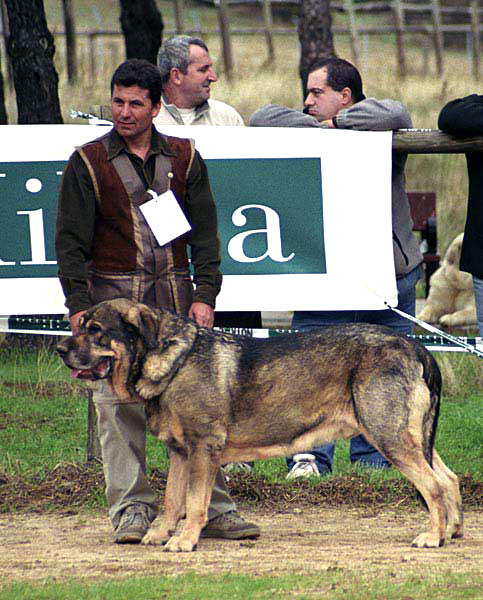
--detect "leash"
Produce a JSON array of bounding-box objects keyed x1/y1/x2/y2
[
  {"x1": 351, "y1": 273, "x2": 483, "y2": 359},
  {"x1": 385, "y1": 302, "x2": 483, "y2": 359}
]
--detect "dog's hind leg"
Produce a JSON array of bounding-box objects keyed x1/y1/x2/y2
[
  {"x1": 142, "y1": 449, "x2": 188, "y2": 546},
  {"x1": 391, "y1": 451, "x2": 448, "y2": 548},
  {"x1": 431, "y1": 449, "x2": 464, "y2": 539},
  {"x1": 355, "y1": 374, "x2": 449, "y2": 548}
]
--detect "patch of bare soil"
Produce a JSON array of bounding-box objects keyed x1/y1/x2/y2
[
  {"x1": 0, "y1": 466, "x2": 482, "y2": 582},
  {"x1": 1, "y1": 509, "x2": 482, "y2": 582}
]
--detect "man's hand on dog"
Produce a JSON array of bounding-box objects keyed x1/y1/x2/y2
[
  {"x1": 189, "y1": 302, "x2": 214, "y2": 328},
  {"x1": 70, "y1": 303, "x2": 213, "y2": 335}
]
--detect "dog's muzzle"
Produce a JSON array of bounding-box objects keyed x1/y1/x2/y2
[{"x1": 57, "y1": 341, "x2": 112, "y2": 380}]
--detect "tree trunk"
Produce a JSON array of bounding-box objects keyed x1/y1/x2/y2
[
  {"x1": 0, "y1": 67, "x2": 7, "y2": 124},
  {"x1": 0, "y1": 0, "x2": 13, "y2": 89},
  {"x1": 0, "y1": 26, "x2": 7, "y2": 124},
  {"x1": 62, "y1": 0, "x2": 77, "y2": 83},
  {"x1": 298, "y1": 0, "x2": 336, "y2": 98},
  {"x1": 4, "y1": 0, "x2": 63, "y2": 123},
  {"x1": 119, "y1": 0, "x2": 163, "y2": 64}
]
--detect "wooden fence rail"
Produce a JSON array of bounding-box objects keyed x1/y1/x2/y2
[{"x1": 393, "y1": 129, "x2": 483, "y2": 153}]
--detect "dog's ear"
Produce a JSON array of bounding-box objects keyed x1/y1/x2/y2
[
  {"x1": 446, "y1": 239, "x2": 462, "y2": 266},
  {"x1": 122, "y1": 304, "x2": 159, "y2": 350}
]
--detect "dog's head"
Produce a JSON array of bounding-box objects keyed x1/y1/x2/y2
[{"x1": 57, "y1": 299, "x2": 159, "y2": 401}]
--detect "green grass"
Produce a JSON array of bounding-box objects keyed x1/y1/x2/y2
[
  {"x1": 0, "y1": 344, "x2": 482, "y2": 484},
  {"x1": 2, "y1": 570, "x2": 483, "y2": 599},
  {"x1": 0, "y1": 346, "x2": 88, "y2": 475}
]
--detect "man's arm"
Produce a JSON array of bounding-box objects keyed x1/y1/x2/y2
[
  {"x1": 55, "y1": 153, "x2": 96, "y2": 317},
  {"x1": 184, "y1": 150, "x2": 222, "y2": 313},
  {"x1": 438, "y1": 95, "x2": 483, "y2": 138},
  {"x1": 249, "y1": 104, "x2": 324, "y2": 128},
  {"x1": 334, "y1": 98, "x2": 412, "y2": 131},
  {"x1": 249, "y1": 100, "x2": 411, "y2": 132}
]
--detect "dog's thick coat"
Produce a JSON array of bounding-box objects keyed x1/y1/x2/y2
[
  {"x1": 418, "y1": 232, "x2": 477, "y2": 327},
  {"x1": 57, "y1": 299, "x2": 463, "y2": 552}
]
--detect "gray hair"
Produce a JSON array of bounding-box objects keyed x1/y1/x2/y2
[{"x1": 158, "y1": 35, "x2": 209, "y2": 84}]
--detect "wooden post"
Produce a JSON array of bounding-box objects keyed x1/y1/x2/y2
[
  {"x1": 217, "y1": 0, "x2": 233, "y2": 80},
  {"x1": 62, "y1": 0, "x2": 77, "y2": 83},
  {"x1": 89, "y1": 32, "x2": 96, "y2": 80},
  {"x1": 174, "y1": 0, "x2": 185, "y2": 35},
  {"x1": 344, "y1": 0, "x2": 360, "y2": 67},
  {"x1": 0, "y1": 0, "x2": 13, "y2": 88},
  {"x1": 86, "y1": 389, "x2": 101, "y2": 462},
  {"x1": 261, "y1": 0, "x2": 275, "y2": 64},
  {"x1": 470, "y1": 0, "x2": 480, "y2": 81},
  {"x1": 430, "y1": 0, "x2": 444, "y2": 76},
  {"x1": 392, "y1": 0, "x2": 406, "y2": 78}
]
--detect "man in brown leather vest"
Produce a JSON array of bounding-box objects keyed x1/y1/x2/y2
[{"x1": 56, "y1": 59, "x2": 259, "y2": 543}]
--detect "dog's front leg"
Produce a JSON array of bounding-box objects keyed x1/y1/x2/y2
[
  {"x1": 142, "y1": 449, "x2": 188, "y2": 546},
  {"x1": 163, "y1": 446, "x2": 218, "y2": 552}
]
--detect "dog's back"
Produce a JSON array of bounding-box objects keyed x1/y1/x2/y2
[{"x1": 190, "y1": 325, "x2": 441, "y2": 466}]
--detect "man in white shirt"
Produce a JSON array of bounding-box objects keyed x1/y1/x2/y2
[
  {"x1": 155, "y1": 35, "x2": 244, "y2": 127},
  {"x1": 156, "y1": 34, "x2": 262, "y2": 334},
  {"x1": 153, "y1": 34, "x2": 259, "y2": 536}
]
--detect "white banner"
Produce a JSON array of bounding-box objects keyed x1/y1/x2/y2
[{"x1": 0, "y1": 124, "x2": 396, "y2": 314}]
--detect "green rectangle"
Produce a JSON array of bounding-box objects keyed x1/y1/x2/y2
[
  {"x1": 207, "y1": 157, "x2": 326, "y2": 276},
  {"x1": 0, "y1": 161, "x2": 64, "y2": 278},
  {"x1": 0, "y1": 157, "x2": 326, "y2": 280}
]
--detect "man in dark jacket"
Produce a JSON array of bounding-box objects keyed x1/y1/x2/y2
[
  {"x1": 56, "y1": 59, "x2": 259, "y2": 543},
  {"x1": 438, "y1": 95, "x2": 483, "y2": 336}
]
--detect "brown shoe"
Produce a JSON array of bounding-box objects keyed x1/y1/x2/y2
[
  {"x1": 113, "y1": 504, "x2": 150, "y2": 544},
  {"x1": 200, "y1": 510, "x2": 260, "y2": 540}
]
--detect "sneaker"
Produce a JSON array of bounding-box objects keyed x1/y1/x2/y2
[
  {"x1": 113, "y1": 503, "x2": 150, "y2": 544},
  {"x1": 222, "y1": 462, "x2": 253, "y2": 474},
  {"x1": 200, "y1": 510, "x2": 260, "y2": 539},
  {"x1": 286, "y1": 453, "x2": 325, "y2": 480}
]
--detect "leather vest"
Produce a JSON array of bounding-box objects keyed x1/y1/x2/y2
[{"x1": 77, "y1": 131, "x2": 195, "y2": 315}]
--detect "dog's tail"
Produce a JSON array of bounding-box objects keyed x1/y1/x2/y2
[{"x1": 418, "y1": 344, "x2": 442, "y2": 467}]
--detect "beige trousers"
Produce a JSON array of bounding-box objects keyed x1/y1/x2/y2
[{"x1": 93, "y1": 381, "x2": 236, "y2": 529}]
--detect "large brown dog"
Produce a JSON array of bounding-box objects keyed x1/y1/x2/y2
[{"x1": 57, "y1": 298, "x2": 463, "y2": 552}]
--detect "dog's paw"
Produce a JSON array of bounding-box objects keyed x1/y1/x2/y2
[
  {"x1": 411, "y1": 532, "x2": 444, "y2": 548},
  {"x1": 162, "y1": 535, "x2": 197, "y2": 553},
  {"x1": 440, "y1": 310, "x2": 476, "y2": 328},
  {"x1": 447, "y1": 522, "x2": 464, "y2": 540},
  {"x1": 417, "y1": 308, "x2": 441, "y2": 323},
  {"x1": 439, "y1": 313, "x2": 459, "y2": 327},
  {"x1": 141, "y1": 526, "x2": 169, "y2": 546}
]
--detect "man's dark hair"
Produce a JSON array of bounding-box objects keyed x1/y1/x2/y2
[
  {"x1": 308, "y1": 57, "x2": 366, "y2": 103},
  {"x1": 110, "y1": 58, "x2": 162, "y2": 105},
  {"x1": 157, "y1": 35, "x2": 209, "y2": 85}
]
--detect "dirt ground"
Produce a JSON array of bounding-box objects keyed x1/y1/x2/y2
[{"x1": 1, "y1": 506, "x2": 482, "y2": 582}]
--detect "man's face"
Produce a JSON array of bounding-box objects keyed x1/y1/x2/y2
[
  {"x1": 304, "y1": 67, "x2": 346, "y2": 122},
  {"x1": 111, "y1": 84, "x2": 161, "y2": 140},
  {"x1": 176, "y1": 44, "x2": 218, "y2": 108}
]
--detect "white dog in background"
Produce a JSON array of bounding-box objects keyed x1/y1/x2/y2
[{"x1": 417, "y1": 233, "x2": 477, "y2": 328}]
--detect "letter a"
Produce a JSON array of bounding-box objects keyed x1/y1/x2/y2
[{"x1": 228, "y1": 204, "x2": 295, "y2": 263}]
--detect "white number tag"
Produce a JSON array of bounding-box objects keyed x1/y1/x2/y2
[{"x1": 139, "y1": 190, "x2": 192, "y2": 246}]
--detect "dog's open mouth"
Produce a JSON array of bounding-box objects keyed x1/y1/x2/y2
[{"x1": 70, "y1": 358, "x2": 112, "y2": 380}]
